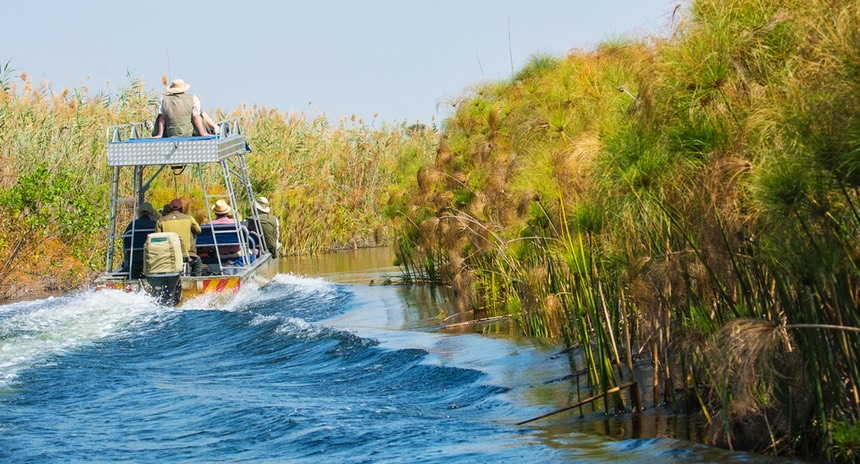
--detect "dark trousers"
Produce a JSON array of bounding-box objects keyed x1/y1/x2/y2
[{"x1": 186, "y1": 255, "x2": 202, "y2": 276}]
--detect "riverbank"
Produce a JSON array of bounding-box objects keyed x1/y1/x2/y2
[
  {"x1": 303, "y1": 247, "x2": 801, "y2": 462},
  {"x1": 387, "y1": 0, "x2": 860, "y2": 458}
]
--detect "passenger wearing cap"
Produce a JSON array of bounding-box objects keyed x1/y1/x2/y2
[
  {"x1": 121, "y1": 202, "x2": 160, "y2": 278},
  {"x1": 156, "y1": 198, "x2": 203, "y2": 276},
  {"x1": 246, "y1": 196, "x2": 280, "y2": 258},
  {"x1": 152, "y1": 78, "x2": 211, "y2": 138},
  {"x1": 205, "y1": 199, "x2": 240, "y2": 256}
]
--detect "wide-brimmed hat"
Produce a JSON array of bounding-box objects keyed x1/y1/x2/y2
[
  {"x1": 211, "y1": 199, "x2": 232, "y2": 216},
  {"x1": 139, "y1": 202, "x2": 158, "y2": 219},
  {"x1": 165, "y1": 78, "x2": 190, "y2": 95},
  {"x1": 169, "y1": 198, "x2": 184, "y2": 212},
  {"x1": 254, "y1": 196, "x2": 271, "y2": 213}
]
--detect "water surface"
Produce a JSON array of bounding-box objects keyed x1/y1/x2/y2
[{"x1": 0, "y1": 248, "x2": 799, "y2": 462}]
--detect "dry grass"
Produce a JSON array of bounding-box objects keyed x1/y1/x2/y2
[
  {"x1": 0, "y1": 68, "x2": 437, "y2": 294},
  {"x1": 389, "y1": 0, "x2": 860, "y2": 458}
]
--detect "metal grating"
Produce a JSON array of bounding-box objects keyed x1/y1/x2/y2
[
  {"x1": 105, "y1": 117, "x2": 248, "y2": 166},
  {"x1": 106, "y1": 137, "x2": 249, "y2": 166}
]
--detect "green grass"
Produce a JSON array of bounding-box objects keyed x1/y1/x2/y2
[{"x1": 389, "y1": 0, "x2": 860, "y2": 458}]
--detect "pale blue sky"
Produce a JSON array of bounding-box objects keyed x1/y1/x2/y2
[{"x1": 2, "y1": 0, "x2": 678, "y2": 124}]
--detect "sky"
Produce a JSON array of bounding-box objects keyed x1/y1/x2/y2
[{"x1": 2, "y1": 0, "x2": 679, "y2": 124}]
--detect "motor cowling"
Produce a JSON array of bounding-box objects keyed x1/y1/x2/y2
[
  {"x1": 143, "y1": 232, "x2": 183, "y2": 305},
  {"x1": 144, "y1": 232, "x2": 183, "y2": 275}
]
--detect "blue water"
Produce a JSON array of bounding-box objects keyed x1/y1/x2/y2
[{"x1": 0, "y1": 272, "x2": 796, "y2": 463}]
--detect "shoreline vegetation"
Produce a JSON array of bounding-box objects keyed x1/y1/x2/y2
[
  {"x1": 0, "y1": 0, "x2": 857, "y2": 460},
  {"x1": 387, "y1": 0, "x2": 859, "y2": 460},
  {"x1": 0, "y1": 67, "x2": 436, "y2": 299}
]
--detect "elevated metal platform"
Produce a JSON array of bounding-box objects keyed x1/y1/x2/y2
[
  {"x1": 105, "y1": 117, "x2": 248, "y2": 166},
  {"x1": 98, "y1": 116, "x2": 273, "y2": 293}
]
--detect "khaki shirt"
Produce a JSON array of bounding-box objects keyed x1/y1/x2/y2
[
  {"x1": 248, "y1": 212, "x2": 280, "y2": 258},
  {"x1": 156, "y1": 211, "x2": 202, "y2": 257},
  {"x1": 160, "y1": 93, "x2": 198, "y2": 137}
]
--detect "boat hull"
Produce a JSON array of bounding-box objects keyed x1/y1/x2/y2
[{"x1": 96, "y1": 256, "x2": 278, "y2": 305}]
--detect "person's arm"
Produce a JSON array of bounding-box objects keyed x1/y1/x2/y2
[
  {"x1": 152, "y1": 114, "x2": 165, "y2": 138},
  {"x1": 201, "y1": 111, "x2": 218, "y2": 134},
  {"x1": 191, "y1": 95, "x2": 209, "y2": 136},
  {"x1": 152, "y1": 97, "x2": 165, "y2": 138},
  {"x1": 192, "y1": 114, "x2": 209, "y2": 136},
  {"x1": 190, "y1": 217, "x2": 202, "y2": 235}
]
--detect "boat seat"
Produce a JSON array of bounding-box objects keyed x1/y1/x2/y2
[
  {"x1": 122, "y1": 227, "x2": 156, "y2": 253},
  {"x1": 118, "y1": 227, "x2": 156, "y2": 278},
  {"x1": 196, "y1": 224, "x2": 256, "y2": 265}
]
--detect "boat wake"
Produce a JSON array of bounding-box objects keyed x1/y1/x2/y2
[
  {"x1": 0, "y1": 273, "x2": 340, "y2": 388},
  {"x1": 0, "y1": 272, "x2": 777, "y2": 462},
  {"x1": 0, "y1": 289, "x2": 169, "y2": 386}
]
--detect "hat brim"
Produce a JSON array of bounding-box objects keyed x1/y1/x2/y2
[
  {"x1": 164, "y1": 84, "x2": 191, "y2": 95},
  {"x1": 212, "y1": 204, "x2": 232, "y2": 215},
  {"x1": 254, "y1": 201, "x2": 270, "y2": 213}
]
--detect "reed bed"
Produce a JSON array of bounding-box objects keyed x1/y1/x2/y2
[
  {"x1": 0, "y1": 66, "x2": 436, "y2": 298},
  {"x1": 390, "y1": 0, "x2": 860, "y2": 459}
]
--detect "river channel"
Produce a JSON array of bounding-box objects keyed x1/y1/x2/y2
[{"x1": 0, "y1": 247, "x2": 801, "y2": 462}]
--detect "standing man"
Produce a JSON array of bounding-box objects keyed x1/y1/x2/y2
[
  {"x1": 248, "y1": 196, "x2": 280, "y2": 258},
  {"x1": 152, "y1": 78, "x2": 210, "y2": 138},
  {"x1": 156, "y1": 198, "x2": 203, "y2": 276}
]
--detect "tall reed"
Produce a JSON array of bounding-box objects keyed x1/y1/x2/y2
[
  {"x1": 389, "y1": 0, "x2": 860, "y2": 458},
  {"x1": 0, "y1": 69, "x2": 436, "y2": 297}
]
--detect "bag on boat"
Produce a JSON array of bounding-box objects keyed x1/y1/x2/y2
[{"x1": 144, "y1": 232, "x2": 183, "y2": 275}]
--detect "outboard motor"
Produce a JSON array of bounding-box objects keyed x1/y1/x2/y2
[{"x1": 143, "y1": 232, "x2": 184, "y2": 305}]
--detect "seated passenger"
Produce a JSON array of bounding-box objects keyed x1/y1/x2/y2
[
  {"x1": 205, "y1": 199, "x2": 240, "y2": 256},
  {"x1": 121, "y1": 202, "x2": 159, "y2": 278},
  {"x1": 152, "y1": 78, "x2": 210, "y2": 138},
  {"x1": 245, "y1": 196, "x2": 280, "y2": 258},
  {"x1": 156, "y1": 198, "x2": 202, "y2": 276}
]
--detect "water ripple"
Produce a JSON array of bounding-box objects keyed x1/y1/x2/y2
[{"x1": 0, "y1": 274, "x2": 792, "y2": 463}]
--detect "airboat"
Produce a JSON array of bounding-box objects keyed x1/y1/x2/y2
[{"x1": 94, "y1": 118, "x2": 278, "y2": 305}]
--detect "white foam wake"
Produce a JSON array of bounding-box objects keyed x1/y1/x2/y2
[
  {"x1": 180, "y1": 273, "x2": 337, "y2": 312},
  {"x1": 0, "y1": 273, "x2": 341, "y2": 384},
  {"x1": 272, "y1": 273, "x2": 336, "y2": 294},
  {"x1": 0, "y1": 289, "x2": 168, "y2": 386}
]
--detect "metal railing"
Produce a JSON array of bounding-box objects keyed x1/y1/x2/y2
[{"x1": 106, "y1": 117, "x2": 245, "y2": 145}]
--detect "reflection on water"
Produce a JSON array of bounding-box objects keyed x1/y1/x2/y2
[
  {"x1": 546, "y1": 410, "x2": 710, "y2": 445},
  {"x1": 286, "y1": 247, "x2": 805, "y2": 463},
  {"x1": 281, "y1": 248, "x2": 460, "y2": 332},
  {"x1": 279, "y1": 247, "x2": 401, "y2": 285}
]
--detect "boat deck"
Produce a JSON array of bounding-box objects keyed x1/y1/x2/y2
[{"x1": 95, "y1": 117, "x2": 277, "y2": 305}]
